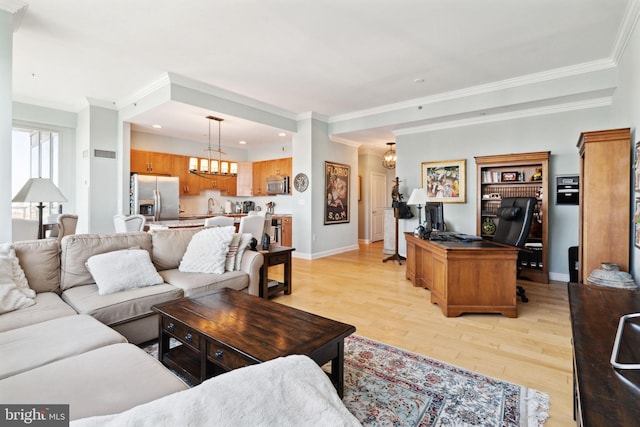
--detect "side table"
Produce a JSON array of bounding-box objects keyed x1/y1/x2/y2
[{"x1": 258, "y1": 245, "x2": 295, "y2": 298}]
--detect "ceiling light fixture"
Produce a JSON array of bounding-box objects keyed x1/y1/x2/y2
[
  {"x1": 189, "y1": 115, "x2": 237, "y2": 179},
  {"x1": 151, "y1": 124, "x2": 162, "y2": 129},
  {"x1": 382, "y1": 142, "x2": 397, "y2": 169}
]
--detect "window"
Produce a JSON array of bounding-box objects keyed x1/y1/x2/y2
[{"x1": 12, "y1": 127, "x2": 61, "y2": 219}]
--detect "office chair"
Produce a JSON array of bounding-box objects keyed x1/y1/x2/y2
[
  {"x1": 114, "y1": 214, "x2": 146, "y2": 232},
  {"x1": 492, "y1": 197, "x2": 537, "y2": 303},
  {"x1": 204, "y1": 216, "x2": 235, "y2": 227}
]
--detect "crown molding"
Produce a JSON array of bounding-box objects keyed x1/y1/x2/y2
[
  {"x1": 394, "y1": 97, "x2": 612, "y2": 135},
  {"x1": 116, "y1": 73, "x2": 171, "y2": 110},
  {"x1": 611, "y1": 0, "x2": 640, "y2": 64},
  {"x1": 296, "y1": 111, "x2": 329, "y2": 122},
  {"x1": 330, "y1": 135, "x2": 362, "y2": 147}
]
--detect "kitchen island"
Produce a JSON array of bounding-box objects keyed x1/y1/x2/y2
[{"x1": 146, "y1": 214, "x2": 244, "y2": 230}]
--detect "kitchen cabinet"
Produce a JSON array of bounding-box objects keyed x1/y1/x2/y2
[
  {"x1": 173, "y1": 155, "x2": 201, "y2": 196},
  {"x1": 252, "y1": 157, "x2": 292, "y2": 196},
  {"x1": 131, "y1": 150, "x2": 172, "y2": 175},
  {"x1": 236, "y1": 162, "x2": 253, "y2": 196},
  {"x1": 577, "y1": 128, "x2": 631, "y2": 283},
  {"x1": 281, "y1": 216, "x2": 292, "y2": 247}
]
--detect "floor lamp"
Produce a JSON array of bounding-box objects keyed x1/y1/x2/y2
[{"x1": 12, "y1": 178, "x2": 68, "y2": 239}]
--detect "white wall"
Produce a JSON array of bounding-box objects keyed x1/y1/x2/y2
[{"x1": 0, "y1": 11, "x2": 12, "y2": 242}]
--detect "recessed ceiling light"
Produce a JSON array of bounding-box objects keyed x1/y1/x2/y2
[
  {"x1": 151, "y1": 124, "x2": 162, "y2": 129},
  {"x1": 278, "y1": 132, "x2": 286, "y2": 137},
  {"x1": 413, "y1": 78, "x2": 424, "y2": 84},
  {"x1": 239, "y1": 140, "x2": 247, "y2": 145}
]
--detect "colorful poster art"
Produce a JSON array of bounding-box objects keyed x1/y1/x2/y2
[
  {"x1": 421, "y1": 159, "x2": 466, "y2": 203},
  {"x1": 325, "y1": 161, "x2": 350, "y2": 224}
]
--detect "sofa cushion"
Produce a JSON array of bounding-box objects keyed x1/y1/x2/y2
[
  {"x1": 0, "y1": 343, "x2": 189, "y2": 421},
  {"x1": 179, "y1": 226, "x2": 235, "y2": 274},
  {"x1": 12, "y1": 239, "x2": 61, "y2": 294},
  {"x1": 60, "y1": 232, "x2": 153, "y2": 291},
  {"x1": 159, "y1": 269, "x2": 248, "y2": 298},
  {"x1": 0, "y1": 292, "x2": 77, "y2": 332},
  {"x1": 0, "y1": 314, "x2": 127, "y2": 379},
  {"x1": 86, "y1": 249, "x2": 163, "y2": 295},
  {"x1": 149, "y1": 227, "x2": 204, "y2": 271},
  {"x1": 61, "y1": 283, "x2": 183, "y2": 326}
]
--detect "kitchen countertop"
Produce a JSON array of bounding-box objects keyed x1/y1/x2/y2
[{"x1": 148, "y1": 213, "x2": 291, "y2": 230}]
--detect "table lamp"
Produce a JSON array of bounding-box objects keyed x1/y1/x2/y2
[
  {"x1": 407, "y1": 188, "x2": 429, "y2": 235},
  {"x1": 12, "y1": 178, "x2": 68, "y2": 239}
]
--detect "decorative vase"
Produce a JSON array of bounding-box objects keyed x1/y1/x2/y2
[
  {"x1": 482, "y1": 217, "x2": 496, "y2": 235},
  {"x1": 261, "y1": 233, "x2": 271, "y2": 250}
]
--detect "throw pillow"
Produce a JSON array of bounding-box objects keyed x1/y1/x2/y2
[
  {"x1": 0, "y1": 258, "x2": 35, "y2": 314},
  {"x1": 225, "y1": 233, "x2": 242, "y2": 272},
  {"x1": 0, "y1": 244, "x2": 35, "y2": 299},
  {"x1": 234, "y1": 233, "x2": 253, "y2": 271},
  {"x1": 179, "y1": 226, "x2": 235, "y2": 274},
  {"x1": 86, "y1": 249, "x2": 164, "y2": 295}
]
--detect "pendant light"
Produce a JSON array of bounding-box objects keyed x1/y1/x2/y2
[
  {"x1": 382, "y1": 142, "x2": 397, "y2": 169},
  {"x1": 189, "y1": 115, "x2": 237, "y2": 177}
]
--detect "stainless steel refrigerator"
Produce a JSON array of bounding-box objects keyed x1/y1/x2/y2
[{"x1": 130, "y1": 174, "x2": 180, "y2": 221}]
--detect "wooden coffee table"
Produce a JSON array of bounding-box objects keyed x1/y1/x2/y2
[{"x1": 152, "y1": 288, "x2": 356, "y2": 397}]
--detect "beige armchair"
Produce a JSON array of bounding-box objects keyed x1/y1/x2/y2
[{"x1": 56, "y1": 214, "x2": 78, "y2": 242}]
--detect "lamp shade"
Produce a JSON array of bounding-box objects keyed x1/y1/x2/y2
[
  {"x1": 407, "y1": 188, "x2": 429, "y2": 206},
  {"x1": 12, "y1": 178, "x2": 68, "y2": 203}
]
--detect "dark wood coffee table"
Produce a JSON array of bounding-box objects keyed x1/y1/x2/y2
[{"x1": 152, "y1": 288, "x2": 356, "y2": 397}]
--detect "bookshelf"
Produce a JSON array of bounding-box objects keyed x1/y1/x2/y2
[{"x1": 475, "y1": 151, "x2": 550, "y2": 283}]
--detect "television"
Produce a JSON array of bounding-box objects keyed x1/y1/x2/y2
[{"x1": 424, "y1": 202, "x2": 445, "y2": 231}]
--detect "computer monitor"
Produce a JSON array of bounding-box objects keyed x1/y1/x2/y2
[{"x1": 424, "y1": 202, "x2": 445, "y2": 231}]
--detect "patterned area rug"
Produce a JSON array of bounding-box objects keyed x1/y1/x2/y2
[{"x1": 140, "y1": 335, "x2": 549, "y2": 427}]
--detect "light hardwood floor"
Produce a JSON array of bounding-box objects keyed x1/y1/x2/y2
[{"x1": 274, "y1": 241, "x2": 573, "y2": 427}]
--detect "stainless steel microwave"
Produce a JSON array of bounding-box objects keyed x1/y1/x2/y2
[{"x1": 266, "y1": 176, "x2": 290, "y2": 195}]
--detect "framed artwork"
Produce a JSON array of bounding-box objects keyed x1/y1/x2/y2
[
  {"x1": 635, "y1": 198, "x2": 640, "y2": 248},
  {"x1": 325, "y1": 161, "x2": 350, "y2": 224},
  {"x1": 421, "y1": 159, "x2": 466, "y2": 203},
  {"x1": 635, "y1": 141, "x2": 640, "y2": 192}
]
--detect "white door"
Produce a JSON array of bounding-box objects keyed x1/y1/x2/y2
[{"x1": 371, "y1": 172, "x2": 387, "y2": 242}]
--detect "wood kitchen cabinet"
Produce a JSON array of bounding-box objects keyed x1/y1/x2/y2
[
  {"x1": 252, "y1": 157, "x2": 292, "y2": 196},
  {"x1": 236, "y1": 162, "x2": 253, "y2": 196},
  {"x1": 173, "y1": 155, "x2": 201, "y2": 196},
  {"x1": 281, "y1": 216, "x2": 292, "y2": 247},
  {"x1": 131, "y1": 150, "x2": 173, "y2": 175},
  {"x1": 577, "y1": 128, "x2": 631, "y2": 283}
]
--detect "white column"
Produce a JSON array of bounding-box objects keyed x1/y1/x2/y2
[{"x1": 0, "y1": 10, "x2": 13, "y2": 242}]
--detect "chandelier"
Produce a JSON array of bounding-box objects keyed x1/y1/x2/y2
[
  {"x1": 189, "y1": 115, "x2": 237, "y2": 178},
  {"x1": 382, "y1": 142, "x2": 396, "y2": 169}
]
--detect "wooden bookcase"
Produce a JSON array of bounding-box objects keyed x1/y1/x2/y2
[
  {"x1": 475, "y1": 151, "x2": 550, "y2": 283},
  {"x1": 577, "y1": 128, "x2": 631, "y2": 283}
]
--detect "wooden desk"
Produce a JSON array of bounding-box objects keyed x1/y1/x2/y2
[
  {"x1": 569, "y1": 283, "x2": 640, "y2": 426},
  {"x1": 404, "y1": 232, "x2": 519, "y2": 317},
  {"x1": 258, "y1": 246, "x2": 295, "y2": 298}
]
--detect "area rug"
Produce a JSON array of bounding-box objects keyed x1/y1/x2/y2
[{"x1": 140, "y1": 335, "x2": 549, "y2": 427}]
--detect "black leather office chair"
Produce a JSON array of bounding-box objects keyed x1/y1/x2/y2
[{"x1": 492, "y1": 197, "x2": 537, "y2": 303}]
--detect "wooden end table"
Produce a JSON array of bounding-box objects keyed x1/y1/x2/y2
[
  {"x1": 152, "y1": 289, "x2": 355, "y2": 397},
  {"x1": 258, "y1": 245, "x2": 295, "y2": 298}
]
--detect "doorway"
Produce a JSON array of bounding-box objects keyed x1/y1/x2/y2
[{"x1": 370, "y1": 172, "x2": 387, "y2": 242}]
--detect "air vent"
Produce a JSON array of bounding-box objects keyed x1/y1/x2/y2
[{"x1": 94, "y1": 149, "x2": 116, "y2": 159}]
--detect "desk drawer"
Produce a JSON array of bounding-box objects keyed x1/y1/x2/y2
[
  {"x1": 267, "y1": 253, "x2": 288, "y2": 266},
  {"x1": 162, "y1": 318, "x2": 200, "y2": 351},
  {"x1": 207, "y1": 341, "x2": 258, "y2": 371}
]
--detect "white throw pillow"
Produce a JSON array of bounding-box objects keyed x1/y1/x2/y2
[
  {"x1": 86, "y1": 249, "x2": 164, "y2": 295},
  {"x1": 234, "y1": 233, "x2": 253, "y2": 271},
  {"x1": 0, "y1": 244, "x2": 35, "y2": 299},
  {"x1": 179, "y1": 226, "x2": 235, "y2": 274},
  {"x1": 0, "y1": 258, "x2": 35, "y2": 314}
]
